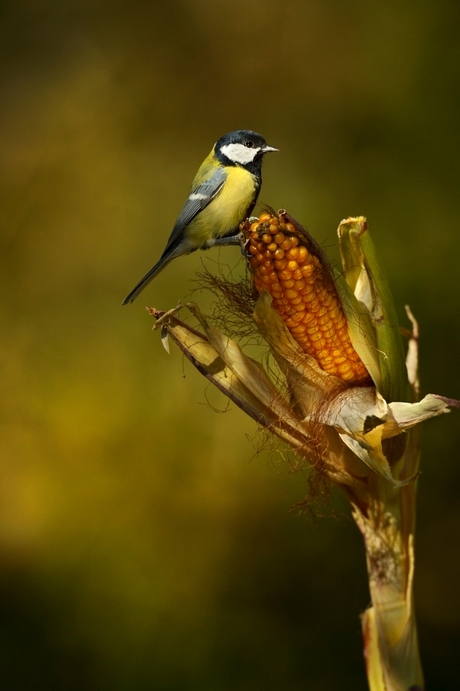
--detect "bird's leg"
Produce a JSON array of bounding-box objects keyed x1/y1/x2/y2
[
  {"x1": 209, "y1": 232, "x2": 242, "y2": 247},
  {"x1": 208, "y1": 232, "x2": 251, "y2": 258}
]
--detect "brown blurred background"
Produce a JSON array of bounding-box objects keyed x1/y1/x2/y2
[{"x1": 1, "y1": 1, "x2": 460, "y2": 689}]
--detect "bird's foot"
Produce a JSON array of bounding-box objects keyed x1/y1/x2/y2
[{"x1": 239, "y1": 233, "x2": 252, "y2": 258}]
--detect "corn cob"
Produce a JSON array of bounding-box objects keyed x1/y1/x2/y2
[{"x1": 245, "y1": 210, "x2": 371, "y2": 384}]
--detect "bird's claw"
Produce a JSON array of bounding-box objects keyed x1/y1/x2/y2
[{"x1": 239, "y1": 233, "x2": 251, "y2": 259}]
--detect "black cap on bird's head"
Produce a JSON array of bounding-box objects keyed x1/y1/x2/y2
[{"x1": 214, "y1": 130, "x2": 278, "y2": 171}]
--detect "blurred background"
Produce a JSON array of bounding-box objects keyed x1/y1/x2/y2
[{"x1": 1, "y1": 0, "x2": 460, "y2": 689}]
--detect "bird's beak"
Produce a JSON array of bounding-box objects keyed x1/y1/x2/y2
[{"x1": 262, "y1": 145, "x2": 279, "y2": 153}]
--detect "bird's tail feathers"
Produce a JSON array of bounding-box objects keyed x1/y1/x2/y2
[{"x1": 122, "y1": 249, "x2": 177, "y2": 305}]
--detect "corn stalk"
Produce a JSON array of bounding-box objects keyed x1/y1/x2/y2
[{"x1": 149, "y1": 213, "x2": 458, "y2": 690}]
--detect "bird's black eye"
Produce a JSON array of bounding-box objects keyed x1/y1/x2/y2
[{"x1": 244, "y1": 139, "x2": 254, "y2": 148}]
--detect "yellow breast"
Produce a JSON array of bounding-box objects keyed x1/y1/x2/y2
[{"x1": 186, "y1": 166, "x2": 257, "y2": 246}]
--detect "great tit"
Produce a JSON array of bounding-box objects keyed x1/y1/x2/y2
[{"x1": 122, "y1": 129, "x2": 277, "y2": 304}]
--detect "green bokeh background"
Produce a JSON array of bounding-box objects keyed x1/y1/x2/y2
[{"x1": 2, "y1": 1, "x2": 460, "y2": 689}]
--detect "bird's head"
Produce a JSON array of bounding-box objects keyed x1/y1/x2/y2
[{"x1": 214, "y1": 130, "x2": 278, "y2": 169}]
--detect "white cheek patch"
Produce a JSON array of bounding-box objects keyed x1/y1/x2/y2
[{"x1": 221, "y1": 142, "x2": 260, "y2": 165}]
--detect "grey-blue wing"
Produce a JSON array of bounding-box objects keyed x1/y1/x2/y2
[{"x1": 163, "y1": 167, "x2": 227, "y2": 253}]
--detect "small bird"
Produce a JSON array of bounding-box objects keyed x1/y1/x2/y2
[{"x1": 122, "y1": 129, "x2": 278, "y2": 304}]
